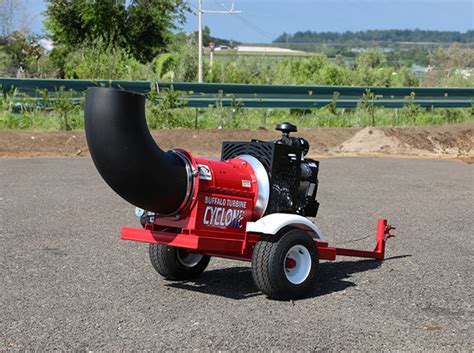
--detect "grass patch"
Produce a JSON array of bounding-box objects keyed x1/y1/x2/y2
[
  {"x1": 2, "y1": 106, "x2": 471, "y2": 130},
  {"x1": 1, "y1": 89, "x2": 472, "y2": 130}
]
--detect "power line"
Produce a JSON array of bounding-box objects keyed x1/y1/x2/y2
[
  {"x1": 189, "y1": 0, "x2": 274, "y2": 41},
  {"x1": 194, "y1": 0, "x2": 242, "y2": 82},
  {"x1": 211, "y1": 0, "x2": 274, "y2": 41}
]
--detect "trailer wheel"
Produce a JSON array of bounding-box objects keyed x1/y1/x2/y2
[
  {"x1": 252, "y1": 228, "x2": 319, "y2": 300},
  {"x1": 149, "y1": 244, "x2": 210, "y2": 280}
]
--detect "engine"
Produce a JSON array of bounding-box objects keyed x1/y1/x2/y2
[{"x1": 221, "y1": 122, "x2": 319, "y2": 218}]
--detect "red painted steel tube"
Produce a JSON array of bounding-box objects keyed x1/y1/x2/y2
[
  {"x1": 317, "y1": 247, "x2": 337, "y2": 261},
  {"x1": 122, "y1": 219, "x2": 394, "y2": 262},
  {"x1": 320, "y1": 219, "x2": 394, "y2": 261},
  {"x1": 121, "y1": 227, "x2": 199, "y2": 249},
  {"x1": 333, "y1": 248, "x2": 382, "y2": 259}
]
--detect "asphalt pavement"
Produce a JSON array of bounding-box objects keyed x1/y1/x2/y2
[{"x1": 1, "y1": 157, "x2": 473, "y2": 351}]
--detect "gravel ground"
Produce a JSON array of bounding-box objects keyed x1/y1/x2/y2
[{"x1": 1, "y1": 157, "x2": 473, "y2": 351}]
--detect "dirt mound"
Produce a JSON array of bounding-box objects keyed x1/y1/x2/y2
[
  {"x1": 383, "y1": 123, "x2": 473, "y2": 155},
  {"x1": 0, "y1": 122, "x2": 472, "y2": 161},
  {"x1": 336, "y1": 122, "x2": 473, "y2": 157},
  {"x1": 338, "y1": 127, "x2": 402, "y2": 153}
]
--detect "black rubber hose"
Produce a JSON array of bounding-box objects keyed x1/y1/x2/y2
[{"x1": 84, "y1": 87, "x2": 189, "y2": 215}]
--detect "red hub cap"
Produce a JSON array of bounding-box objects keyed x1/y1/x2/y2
[{"x1": 285, "y1": 258, "x2": 297, "y2": 269}]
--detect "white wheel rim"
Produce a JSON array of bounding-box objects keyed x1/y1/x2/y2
[
  {"x1": 177, "y1": 249, "x2": 203, "y2": 267},
  {"x1": 284, "y1": 245, "x2": 312, "y2": 285}
]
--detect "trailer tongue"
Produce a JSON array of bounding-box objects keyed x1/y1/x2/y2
[{"x1": 85, "y1": 87, "x2": 395, "y2": 300}]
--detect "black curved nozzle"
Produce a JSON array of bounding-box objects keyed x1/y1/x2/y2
[{"x1": 84, "y1": 87, "x2": 190, "y2": 215}]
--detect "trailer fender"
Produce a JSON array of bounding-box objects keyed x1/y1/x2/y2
[{"x1": 246, "y1": 213, "x2": 325, "y2": 240}]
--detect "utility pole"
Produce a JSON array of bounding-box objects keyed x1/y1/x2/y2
[
  {"x1": 197, "y1": 1, "x2": 241, "y2": 83},
  {"x1": 198, "y1": 0, "x2": 203, "y2": 83}
]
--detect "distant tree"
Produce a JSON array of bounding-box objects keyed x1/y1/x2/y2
[
  {"x1": 424, "y1": 44, "x2": 474, "y2": 87},
  {"x1": 126, "y1": 0, "x2": 189, "y2": 62},
  {"x1": 202, "y1": 25, "x2": 211, "y2": 46},
  {"x1": 2, "y1": 32, "x2": 50, "y2": 77},
  {"x1": 0, "y1": 0, "x2": 29, "y2": 38},
  {"x1": 0, "y1": 0, "x2": 17, "y2": 38},
  {"x1": 356, "y1": 50, "x2": 386, "y2": 69},
  {"x1": 274, "y1": 29, "x2": 474, "y2": 44},
  {"x1": 45, "y1": 0, "x2": 189, "y2": 63},
  {"x1": 191, "y1": 25, "x2": 238, "y2": 48},
  {"x1": 430, "y1": 44, "x2": 474, "y2": 70}
]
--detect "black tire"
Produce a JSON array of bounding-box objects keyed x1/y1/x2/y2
[
  {"x1": 251, "y1": 228, "x2": 319, "y2": 300},
  {"x1": 149, "y1": 244, "x2": 210, "y2": 280}
]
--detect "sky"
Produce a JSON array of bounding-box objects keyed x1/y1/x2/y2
[{"x1": 26, "y1": 0, "x2": 474, "y2": 43}]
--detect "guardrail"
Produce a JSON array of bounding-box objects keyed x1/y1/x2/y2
[
  {"x1": 156, "y1": 82, "x2": 474, "y2": 109},
  {"x1": 1, "y1": 78, "x2": 473, "y2": 109},
  {"x1": 0, "y1": 78, "x2": 151, "y2": 95}
]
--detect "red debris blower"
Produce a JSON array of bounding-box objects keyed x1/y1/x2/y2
[{"x1": 85, "y1": 88, "x2": 395, "y2": 300}]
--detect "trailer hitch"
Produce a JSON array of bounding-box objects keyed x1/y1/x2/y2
[
  {"x1": 385, "y1": 224, "x2": 396, "y2": 239},
  {"x1": 316, "y1": 219, "x2": 396, "y2": 261}
]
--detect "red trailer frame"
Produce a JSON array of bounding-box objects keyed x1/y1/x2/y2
[{"x1": 122, "y1": 219, "x2": 395, "y2": 262}]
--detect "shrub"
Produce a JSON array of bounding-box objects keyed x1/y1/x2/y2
[
  {"x1": 64, "y1": 41, "x2": 151, "y2": 80},
  {"x1": 146, "y1": 88, "x2": 190, "y2": 129},
  {"x1": 50, "y1": 88, "x2": 82, "y2": 130},
  {"x1": 173, "y1": 35, "x2": 199, "y2": 82},
  {"x1": 153, "y1": 53, "x2": 178, "y2": 80}
]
